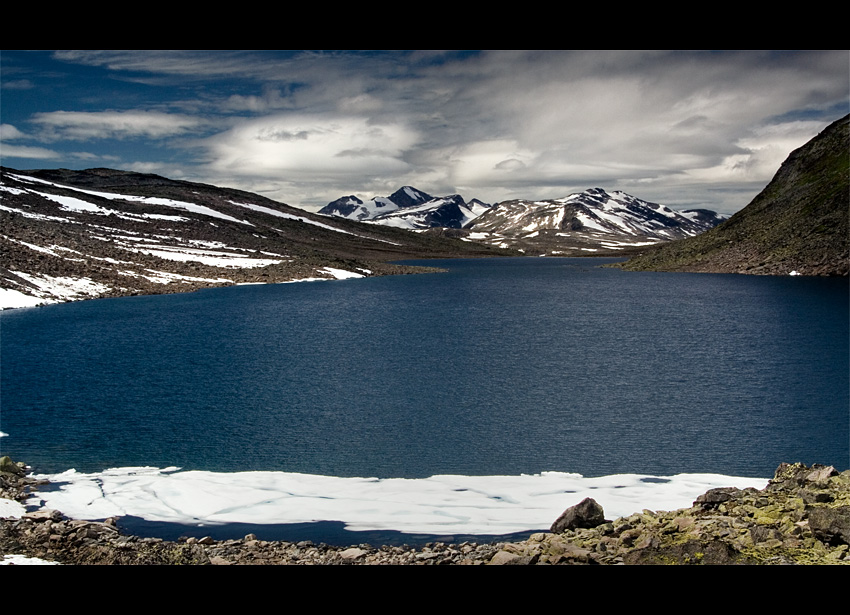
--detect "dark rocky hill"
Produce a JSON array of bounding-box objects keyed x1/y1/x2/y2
[
  {"x1": 617, "y1": 114, "x2": 850, "y2": 276},
  {"x1": 0, "y1": 167, "x2": 515, "y2": 309}
]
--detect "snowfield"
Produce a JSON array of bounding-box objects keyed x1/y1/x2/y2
[{"x1": 14, "y1": 466, "x2": 769, "y2": 537}]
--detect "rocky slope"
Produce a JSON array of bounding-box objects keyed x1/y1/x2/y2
[
  {"x1": 616, "y1": 114, "x2": 849, "y2": 276},
  {"x1": 2, "y1": 459, "x2": 847, "y2": 564},
  {"x1": 0, "y1": 168, "x2": 515, "y2": 309},
  {"x1": 459, "y1": 188, "x2": 726, "y2": 256}
]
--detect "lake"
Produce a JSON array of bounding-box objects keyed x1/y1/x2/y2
[{"x1": 1, "y1": 257, "x2": 847, "y2": 542}]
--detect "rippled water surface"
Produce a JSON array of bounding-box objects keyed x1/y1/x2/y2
[{"x1": 2, "y1": 257, "x2": 848, "y2": 479}]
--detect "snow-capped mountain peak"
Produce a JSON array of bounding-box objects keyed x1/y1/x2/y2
[
  {"x1": 470, "y1": 188, "x2": 725, "y2": 240},
  {"x1": 462, "y1": 188, "x2": 726, "y2": 256},
  {"x1": 319, "y1": 187, "x2": 492, "y2": 230}
]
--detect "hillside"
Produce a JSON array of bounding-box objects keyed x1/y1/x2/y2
[
  {"x1": 0, "y1": 167, "x2": 516, "y2": 309},
  {"x1": 617, "y1": 114, "x2": 850, "y2": 276}
]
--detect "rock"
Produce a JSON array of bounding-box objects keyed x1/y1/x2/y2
[
  {"x1": 0, "y1": 456, "x2": 25, "y2": 477},
  {"x1": 488, "y1": 551, "x2": 522, "y2": 565},
  {"x1": 806, "y1": 465, "x2": 838, "y2": 483},
  {"x1": 694, "y1": 487, "x2": 742, "y2": 508},
  {"x1": 623, "y1": 538, "x2": 750, "y2": 565},
  {"x1": 551, "y1": 497, "x2": 607, "y2": 533},
  {"x1": 23, "y1": 509, "x2": 63, "y2": 522},
  {"x1": 808, "y1": 506, "x2": 850, "y2": 545}
]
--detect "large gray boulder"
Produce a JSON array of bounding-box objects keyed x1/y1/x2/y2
[{"x1": 550, "y1": 497, "x2": 607, "y2": 534}]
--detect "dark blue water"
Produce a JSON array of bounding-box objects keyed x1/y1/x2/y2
[{"x1": 1, "y1": 257, "x2": 848, "y2": 479}]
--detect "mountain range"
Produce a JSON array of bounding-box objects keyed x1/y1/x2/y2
[
  {"x1": 3, "y1": 113, "x2": 845, "y2": 309},
  {"x1": 0, "y1": 167, "x2": 512, "y2": 309},
  {"x1": 617, "y1": 113, "x2": 849, "y2": 276},
  {"x1": 319, "y1": 186, "x2": 726, "y2": 256}
]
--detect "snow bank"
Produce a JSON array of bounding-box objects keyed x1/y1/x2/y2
[{"x1": 24, "y1": 467, "x2": 769, "y2": 536}]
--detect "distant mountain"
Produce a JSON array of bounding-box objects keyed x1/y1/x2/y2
[
  {"x1": 319, "y1": 186, "x2": 435, "y2": 221},
  {"x1": 617, "y1": 114, "x2": 849, "y2": 276},
  {"x1": 369, "y1": 195, "x2": 493, "y2": 230},
  {"x1": 0, "y1": 168, "x2": 514, "y2": 309},
  {"x1": 459, "y1": 188, "x2": 726, "y2": 256},
  {"x1": 318, "y1": 187, "x2": 493, "y2": 229}
]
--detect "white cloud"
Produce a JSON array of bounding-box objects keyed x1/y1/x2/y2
[
  {"x1": 669, "y1": 120, "x2": 829, "y2": 185},
  {"x1": 336, "y1": 94, "x2": 384, "y2": 114},
  {"x1": 31, "y1": 110, "x2": 202, "y2": 142},
  {"x1": 221, "y1": 88, "x2": 294, "y2": 113},
  {"x1": 0, "y1": 144, "x2": 61, "y2": 160},
  {"x1": 202, "y1": 113, "x2": 420, "y2": 178},
  {"x1": 0, "y1": 79, "x2": 34, "y2": 90},
  {"x1": 11, "y1": 50, "x2": 847, "y2": 213},
  {"x1": 0, "y1": 124, "x2": 27, "y2": 140}
]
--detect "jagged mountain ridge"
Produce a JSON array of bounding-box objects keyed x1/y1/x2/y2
[
  {"x1": 369, "y1": 195, "x2": 492, "y2": 229},
  {"x1": 617, "y1": 114, "x2": 849, "y2": 276},
  {"x1": 320, "y1": 186, "x2": 435, "y2": 221},
  {"x1": 460, "y1": 188, "x2": 726, "y2": 256},
  {"x1": 319, "y1": 185, "x2": 725, "y2": 255},
  {"x1": 467, "y1": 188, "x2": 723, "y2": 238},
  {"x1": 318, "y1": 187, "x2": 493, "y2": 230},
  {"x1": 0, "y1": 167, "x2": 514, "y2": 309}
]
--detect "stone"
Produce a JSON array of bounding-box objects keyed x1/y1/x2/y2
[
  {"x1": 807, "y1": 506, "x2": 850, "y2": 545},
  {"x1": 694, "y1": 487, "x2": 741, "y2": 508},
  {"x1": 23, "y1": 509, "x2": 62, "y2": 522},
  {"x1": 806, "y1": 465, "x2": 837, "y2": 483},
  {"x1": 0, "y1": 456, "x2": 25, "y2": 477},
  {"x1": 488, "y1": 550, "x2": 522, "y2": 565},
  {"x1": 550, "y1": 497, "x2": 607, "y2": 533}
]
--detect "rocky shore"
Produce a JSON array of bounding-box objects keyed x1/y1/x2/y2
[{"x1": 1, "y1": 457, "x2": 848, "y2": 565}]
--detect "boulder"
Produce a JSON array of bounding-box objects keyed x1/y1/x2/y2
[
  {"x1": 551, "y1": 497, "x2": 607, "y2": 533},
  {"x1": 807, "y1": 506, "x2": 850, "y2": 545},
  {"x1": 694, "y1": 487, "x2": 742, "y2": 508},
  {"x1": 0, "y1": 456, "x2": 25, "y2": 477}
]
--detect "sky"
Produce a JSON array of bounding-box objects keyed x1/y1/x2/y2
[{"x1": 1, "y1": 50, "x2": 848, "y2": 214}]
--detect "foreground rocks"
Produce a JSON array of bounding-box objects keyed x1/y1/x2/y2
[{"x1": 1, "y1": 459, "x2": 848, "y2": 565}]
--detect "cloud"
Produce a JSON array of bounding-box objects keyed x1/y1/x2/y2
[
  {"x1": 494, "y1": 159, "x2": 527, "y2": 172},
  {"x1": 0, "y1": 124, "x2": 27, "y2": 140},
  {"x1": 31, "y1": 110, "x2": 202, "y2": 142},
  {"x1": 680, "y1": 119, "x2": 831, "y2": 183},
  {"x1": 221, "y1": 88, "x2": 295, "y2": 113},
  {"x1": 0, "y1": 144, "x2": 62, "y2": 160},
  {"x1": 1, "y1": 79, "x2": 34, "y2": 90},
  {"x1": 13, "y1": 50, "x2": 848, "y2": 213},
  {"x1": 336, "y1": 94, "x2": 384, "y2": 114},
  {"x1": 52, "y1": 50, "x2": 270, "y2": 78},
  {"x1": 201, "y1": 113, "x2": 420, "y2": 178}
]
